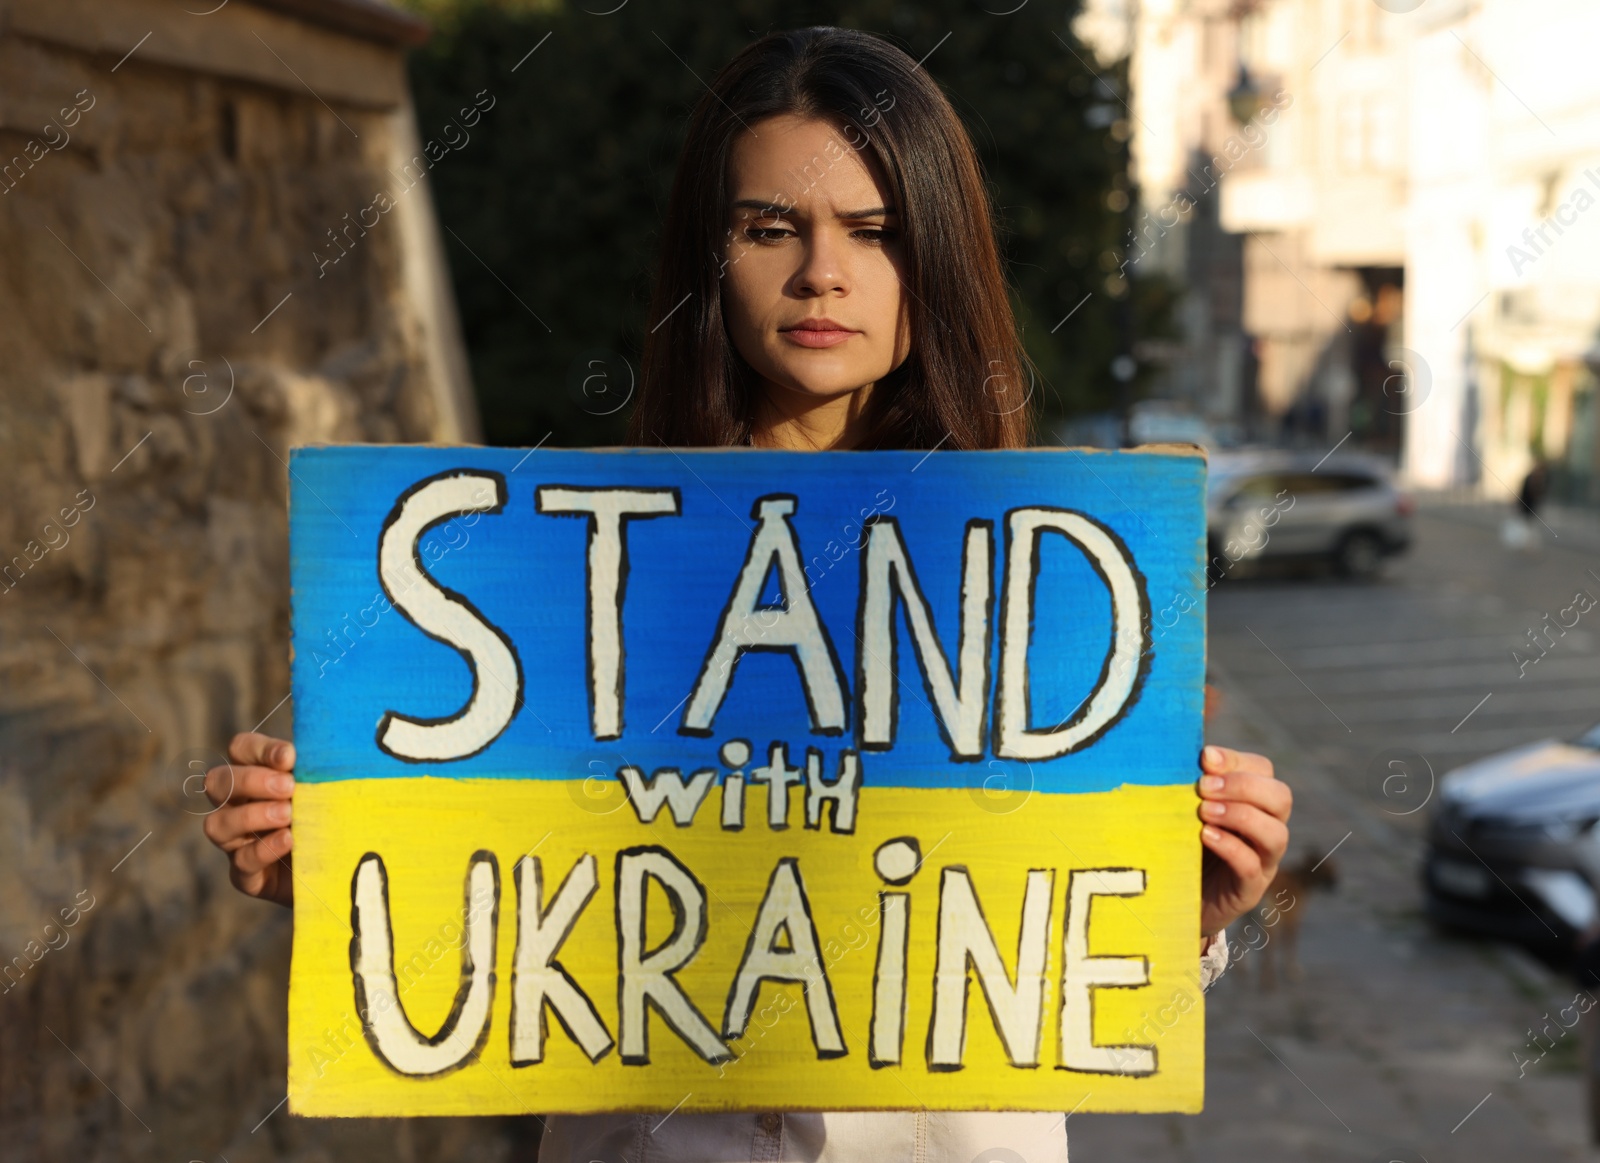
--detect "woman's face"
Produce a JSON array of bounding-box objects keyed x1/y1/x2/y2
[{"x1": 721, "y1": 114, "x2": 912, "y2": 426}]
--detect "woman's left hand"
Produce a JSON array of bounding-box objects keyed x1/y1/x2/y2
[{"x1": 1197, "y1": 744, "x2": 1292, "y2": 937}]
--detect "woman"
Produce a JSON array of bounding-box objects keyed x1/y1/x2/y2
[{"x1": 203, "y1": 25, "x2": 1290, "y2": 1163}]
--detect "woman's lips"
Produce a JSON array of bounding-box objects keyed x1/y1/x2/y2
[{"x1": 780, "y1": 328, "x2": 857, "y2": 348}]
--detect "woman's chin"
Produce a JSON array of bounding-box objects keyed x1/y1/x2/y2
[{"x1": 764, "y1": 372, "x2": 880, "y2": 404}]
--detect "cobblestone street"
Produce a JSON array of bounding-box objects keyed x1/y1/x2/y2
[{"x1": 1071, "y1": 501, "x2": 1600, "y2": 1161}]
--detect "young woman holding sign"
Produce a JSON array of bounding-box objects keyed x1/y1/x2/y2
[{"x1": 203, "y1": 25, "x2": 1290, "y2": 1163}]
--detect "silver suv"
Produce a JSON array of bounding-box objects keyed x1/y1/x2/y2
[{"x1": 1206, "y1": 450, "x2": 1413, "y2": 580}]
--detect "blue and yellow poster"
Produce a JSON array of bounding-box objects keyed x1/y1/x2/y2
[{"x1": 286, "y1": 446, "x2": 1209, "y2": 1116}]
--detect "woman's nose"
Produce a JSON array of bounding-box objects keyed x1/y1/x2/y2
[{"x1": 790, "y1": 230, "x2": 847, "y2": 296}]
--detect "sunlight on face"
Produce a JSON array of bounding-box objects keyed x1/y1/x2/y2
[{"x1": 721, "y1": 114, "x2": 912, "y2": 428}]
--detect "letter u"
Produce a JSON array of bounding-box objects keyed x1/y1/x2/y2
[{"x1": 349, "y1": 850, "x2": 499, "y2": 1077}]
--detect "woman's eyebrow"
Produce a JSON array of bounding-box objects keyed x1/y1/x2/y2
[
  {"x1": 728, "y1": 198, "x2": 899, "y2": 219},
  {"x1": 730, "y1": 198, "x2": 797, "y2": 215}
]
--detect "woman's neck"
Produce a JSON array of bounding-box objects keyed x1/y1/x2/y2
[{"x1": 750, "y1": 381, "x2": 874, "y2": 450}]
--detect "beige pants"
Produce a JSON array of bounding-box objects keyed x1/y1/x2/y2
[{"x1": 539, "y1": 1110, "x2": 1071, "y2": 1163}]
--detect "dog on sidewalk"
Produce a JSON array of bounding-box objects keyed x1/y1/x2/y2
[{"x1": 1248, "y1": 850, "x2": 1339, "y2": 990}]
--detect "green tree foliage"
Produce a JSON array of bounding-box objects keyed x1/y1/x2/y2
[{"x1": 405, "y1": 0, "x2": 1165, "y2": 446}]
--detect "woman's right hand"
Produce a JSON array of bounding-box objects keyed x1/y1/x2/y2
[{"x1": 202, "y1": 731, "x2": 296, "y2": 908}]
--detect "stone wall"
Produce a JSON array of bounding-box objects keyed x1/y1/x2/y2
[{"x1": 0, "y1": 1, "x2": 535, "y2": 1158}]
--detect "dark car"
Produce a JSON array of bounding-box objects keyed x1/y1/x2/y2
[
  {"x1": 1423, "y1": 723, "x2": 1600, "y2": 950},
  {"x1": 1207, "y1": 450, "x2": 1413, "y2": 579}
]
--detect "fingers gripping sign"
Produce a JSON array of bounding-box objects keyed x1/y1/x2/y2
[
  {"x1": 1196, "y1": 744, "x2": 1292, "y2": 938},
  {"x1": 201, "y1": 731, "x2": 297, "y2": 907}
]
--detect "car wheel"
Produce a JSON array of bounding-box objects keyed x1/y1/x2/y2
[{"x1": 1335, "y1": 530, "x2": 1383, "y2": 579}]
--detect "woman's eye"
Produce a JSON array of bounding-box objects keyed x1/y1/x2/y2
[
  {"x1": 854, "y1": 228, "x2": 898, "y2": 245},
  {"x1": 744, "y1": 226, "x2": 793, "y2": 243}
]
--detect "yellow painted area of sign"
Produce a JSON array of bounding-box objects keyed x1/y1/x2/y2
[{"x1": 288, "y1": 777, "x2": 1204, "y2": 1116}]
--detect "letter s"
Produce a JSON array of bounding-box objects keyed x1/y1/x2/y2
[{"x1": 375, "y1": 470, "x2": 523, "y2": 762}]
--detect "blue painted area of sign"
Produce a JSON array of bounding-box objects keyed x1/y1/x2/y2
[{"x1": 288, "y1": 446, "x2": 1206, "y2": 794}]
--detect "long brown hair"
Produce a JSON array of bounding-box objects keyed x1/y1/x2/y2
[{"x1": 627, "y1": 26, "x2": 1034, "y2": 452}]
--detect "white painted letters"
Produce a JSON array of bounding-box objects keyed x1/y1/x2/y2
[
  {"x1": 376, "y1": 472, "x2": 522, "y2": 762},
  {"x1": 858, "y1": 518, "x2": 993, "y2": 758},
  {"x1": 616, "y1": 847, "x2": 730, "y2": 1064},
  {"x1": 723, "y1": 857, "x2": 845, "y2": 1055},
  {"x1": 928, "y1": 866, "x2": 1055, "y2": 1068},
  {"x1": 510, "y1": 854, "x2": 613, "y2": 1065},
  {"x1": 997, "y1": 508, "x2": 1148, "y2": 761},
  {"x1": 535, "y1": 487, "x2": 680, "y2": 740},
  {"x1": 350, "y1": 851, "x2": 499, "y2": 1076},
  {"x1": 682, "y1": 496, "x2": 848, "y2": 736},
  {"x1": 1060, "y1": 868, "x2": 1155, "y2": 1074}
]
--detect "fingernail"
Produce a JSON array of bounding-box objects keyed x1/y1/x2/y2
[
  {"x1": 1200, "y1": 775, "x2": 1224, "y2": 793},
  {"x1": 275, "y1": 744, "x2": 293, "y2": 767},
  {"x1": 1202, "y1": 825, "x2": 1221, "y2": 842},
  {"x1": 268, "y1": 802, "x2": 291, "y2": 824},
  {"x1": 277, "y1": 827, "x2": 293, "y2": 849},
  {"x1": 1202, "y1": 745, "x2": 1224, "y2": 768},
  {"x1": 270, "y1": 774, "x2": 294, "y2": 795},
  {"x1": 1201, "y1": 801, "x2": 1226, "y2": 819}
]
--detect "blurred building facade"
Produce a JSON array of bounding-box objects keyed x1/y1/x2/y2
[
  {"x1": 1220, "y1": 0, "x2": 1408, "y2": 461},
  {"x1": 1406, "y1": 0, "x2": 1600, "y2": 503},
  {"x1": 1086, "y1": 0, "x2": 1600, "y2": 500},
  {"x1": 1081, "y1": 0, "x2": 1254, "y2": 441}
]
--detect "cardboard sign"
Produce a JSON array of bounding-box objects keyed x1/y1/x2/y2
[{"x1": 286, "y1": 446, "x2": 1208, "y2": 1117}]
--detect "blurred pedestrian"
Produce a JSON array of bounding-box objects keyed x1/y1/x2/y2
[
  {"x1": 1519, "y1": 457, "x2": 1549, "y2": 525},
  {"x1": 1502, "y1": 457, "x2": 1548, "y2": 551}
]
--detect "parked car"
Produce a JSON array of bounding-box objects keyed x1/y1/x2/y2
[
  {"x1": 1423, "y1": 723, "x2": 1600, "y2": 951},
  {"x1": 1128, "y1": 401, "x2": 1222, "y2": 449},
  {"x1": 1207, "y1": 450, "x2": 1412, "y2": 579},
  {"x1": 1053, "y1": 401, "x2": 1241, "y2": 450}
]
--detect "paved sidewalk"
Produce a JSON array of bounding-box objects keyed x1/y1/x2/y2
[
  {"x1": 1422, "y1": 490, "x2": 1600, "y2": 557},
  {"x1": 1065, "y1": 667, "x2": 1594, "y2": 1162}
]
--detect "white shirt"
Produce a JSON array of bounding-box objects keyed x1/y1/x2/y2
[{"x1": 537, "y1": 933, "x2": 1231, "y2": 1163}]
